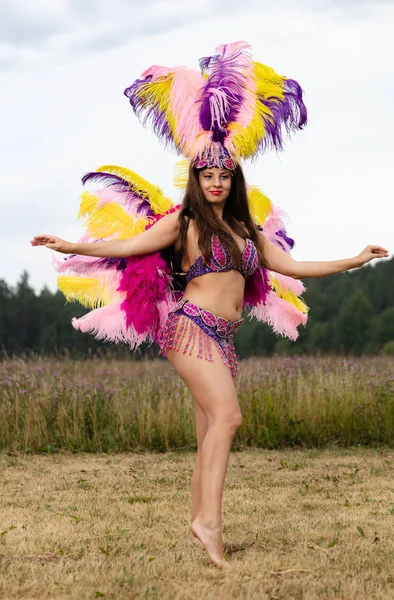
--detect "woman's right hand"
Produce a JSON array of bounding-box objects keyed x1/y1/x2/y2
[{"x1": 30, "y1": 235, "x2": 74, "y2": 254}]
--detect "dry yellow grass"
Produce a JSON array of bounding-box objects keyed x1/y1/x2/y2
[{"x1": 1, "y1": 449, "x2": 394, "y2": 599}]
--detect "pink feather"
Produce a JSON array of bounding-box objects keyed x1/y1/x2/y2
[
  {"x1": 53, "y1": 253, "x2": 115, "y2": 276},
  {"x1": 168, "y1": 66, "x2": 209, "y2": 156},
  {"x1": 138, "y1": 64, "x2": 209, "y2": 157},
  {"x1": 260, "y1": 207, "x2": 288, "y2": 241},
  {"x1": 249, "y1": 292, "x2": 308, "y2": 341},
  {"x1": 214, "y1": 41, "x2": 252, "y2": 68},
  {"x1": 141, "y1": 65, "x2": 174, "y2": 80},
  {"x1": 271, "y1": 272, "x2": 306, "y2": 295},
  {"x1": 157, "y1": 296, "x2": 177, "y2": 328},
  {"x1": 72, "y1": 302, "x2": 146, "y2": 348},
  {"x1": 207, "y1": 88, "x2": 230, "y2": 130}
]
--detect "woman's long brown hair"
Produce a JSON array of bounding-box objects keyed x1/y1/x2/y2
[{"x1": 175, "y1": 163, "x2": 267, "y2": 270}]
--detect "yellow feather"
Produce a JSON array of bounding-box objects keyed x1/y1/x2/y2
[
  {"x1": 247, "y1": 186, "x2": 272, "y2": 226},
  {"x1": 78, "y1": 192, "x2": 100, "y2": 219},
  {"x1": 96, "y1": 165, "x2": 173, "y2": 214},
  {"x1": 227, "y1": 63, "x2": 288, "y2": 159},
  {"x1": 84, "y1": 202, "x2": 148, "y2": 239},
  {"x1": 137, "y1": 78, "x2": 172, "y2": 113},
  {"x1": 253, "y1": 62, "x2": 286, "y2": 101},
  {"x1": 57, "y1": 276, "x2": 109, "y2": 308},
  {"x1": 270, "y1": 277, "x2": 309, "y2": 313},
  {"x1": 173, "y1": 160, "x2": 190, "y2": 189},
  {"x1": 134, "y1": 78, "x2": 179, "y2": 147},
  {"x1": 227, "y1": 102, "x2": 264, "y2": 158}
]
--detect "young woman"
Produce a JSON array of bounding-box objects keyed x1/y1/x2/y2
[{"x1": 31, "y1": 161, "x2": 388, "y2": 568}]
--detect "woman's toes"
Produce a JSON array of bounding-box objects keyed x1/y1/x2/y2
[{"x1": 191, "y1": 517, "x2": 227, "y2": 567}]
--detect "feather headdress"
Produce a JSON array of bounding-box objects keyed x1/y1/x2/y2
[{"x1": 124, "y1": 41, "x2": 307, "y2": 167}]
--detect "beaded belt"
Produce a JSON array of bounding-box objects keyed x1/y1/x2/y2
[{"x1": 173, "y1": 299, "x2": 243, "y2": 338}]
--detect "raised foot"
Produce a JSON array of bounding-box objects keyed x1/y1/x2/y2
[{"x1": 190, "y1": 517, "x2": 231, "y2": 569}]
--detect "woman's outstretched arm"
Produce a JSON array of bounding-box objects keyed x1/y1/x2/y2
[
  {"x1": 259, "y1": 236, "x2": 389, "y2": 279},
  {"x1": 31, "y1": 209, "x2": 180, "y2": 258}
]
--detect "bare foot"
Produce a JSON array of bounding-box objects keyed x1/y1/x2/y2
[{"x1": 191, "y1": 516, "x2": 231, "y2": 569}]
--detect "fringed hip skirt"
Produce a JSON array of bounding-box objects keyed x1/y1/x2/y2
[{"x1": 158, "y1": 298, "x2": 243, "y2": 378}]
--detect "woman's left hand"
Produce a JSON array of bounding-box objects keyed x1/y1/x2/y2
[{"x1": 355, "y1": 245, "x2": 389, "y2": 267}]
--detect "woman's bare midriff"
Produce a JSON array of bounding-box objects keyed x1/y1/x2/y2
[
  {"x1": 180, "y1": 218, "x2": 247, "y2": 322},
  {"x1": 182, "y1": 272, "x2": 245, "y2": 323}
]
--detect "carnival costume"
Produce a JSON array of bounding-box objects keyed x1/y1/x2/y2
[{"x1": 55, "y1": 41, "x2": 309, "y2": 376}]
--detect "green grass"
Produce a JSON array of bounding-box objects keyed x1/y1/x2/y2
[{"x1": 0, "y1": 355, "x2": 393, "y2": 452}]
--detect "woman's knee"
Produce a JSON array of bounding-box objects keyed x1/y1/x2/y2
[
  {"x1": 214, "y1": 410, "x2": 242, "y2": 433},
  {"x1": 166, "y1": 346, "x2": 242, "y2": 430},
  {"x1": 228, "y1": 410, "x2": 243, "y2": 432}
]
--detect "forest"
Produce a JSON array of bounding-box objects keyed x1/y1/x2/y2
[{"x1": 1, "y1": 254, "x2": 394, "y2": 359}]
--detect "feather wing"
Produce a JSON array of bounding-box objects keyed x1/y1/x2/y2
[
  {"x1": 244, "y1": 188, "x2": 309, "y2": 339},
  {"x1": 55, "y1": 165, "x2": 179, "y2": 349}
]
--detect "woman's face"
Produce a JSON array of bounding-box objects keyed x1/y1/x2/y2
[{"x1": 198, "y1": 168, "x2": 232, "y2": 205}]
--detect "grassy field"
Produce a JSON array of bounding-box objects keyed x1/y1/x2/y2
[
  {"x1": 1, "y1": 448, "x2": 394, "y2": 599},
  {"x1": 0, "y1": 356, "x2": 393, "y2": 452}
]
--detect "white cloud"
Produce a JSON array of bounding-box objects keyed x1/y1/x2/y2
[{"x1": 0, "y1": 0, "x2": 247, "y2": 70}]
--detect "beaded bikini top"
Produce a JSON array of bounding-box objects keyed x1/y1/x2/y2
[{"x1": 185, "y1": 234, "x2": 259, "y2": 284}]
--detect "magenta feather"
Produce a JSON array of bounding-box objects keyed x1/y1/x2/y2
[
  {"x1": 117, "y1": 253, "x2": 174, "y2": 342},
  {"x1": 243, "y1": 267, "x2": 271, "y2": 308}
]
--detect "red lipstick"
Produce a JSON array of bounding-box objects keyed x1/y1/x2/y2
[{"x1": 210, "y1": 190, "x2": 223, "y2": 196}]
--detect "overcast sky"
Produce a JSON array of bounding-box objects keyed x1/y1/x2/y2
[{"x1": 1, "y1": 0, "x2": 393, "y2": 292}]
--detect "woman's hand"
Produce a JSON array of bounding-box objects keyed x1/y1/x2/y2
[
  {"x1": 30, "y1": 235, "x2": 74, "y2": 254},
  {"x1": 354, "y1": 245, "x2": 389, "y2": 267}
]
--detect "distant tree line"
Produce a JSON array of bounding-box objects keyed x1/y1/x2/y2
[{"x1": 1, "y1": 256, "x2": 394, "y2": 358}]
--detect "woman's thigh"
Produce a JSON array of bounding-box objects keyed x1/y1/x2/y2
[{"x1": 166, "y1": 338, "x2": 241, "y2": 426}]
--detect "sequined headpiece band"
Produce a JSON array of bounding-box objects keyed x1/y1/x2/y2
[{"x1": 193, "y1": 142, "x2": 237, "y2": 170}]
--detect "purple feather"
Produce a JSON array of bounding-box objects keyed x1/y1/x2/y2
[
  {"x1": 258, "y1": 78, "x2": 307, "y2": 152},
  {"x1": 82, "y1": 170, "x2": 155, "y2": 217},
  {"x1": 81, "y1": 172, "x2": 129, "y2": 188},
  {"x1": 116, "y1": 190, "x2": 155, "y2": 217},
  {"x1": 124, "y1": 78, "x2": 175, "y2": 149},
  {"x1": 198, "y1": 43, "x2": 249, "y2": 139},
  {"x1": 276, "y1": 229, "x2": 295, "y2": 250},
  {"x1": 199, "y1": 55, "x2": 212, "y2": 72},
  {"x1": 96, "y1": 257, "x2": 128, "y2": 271}
]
